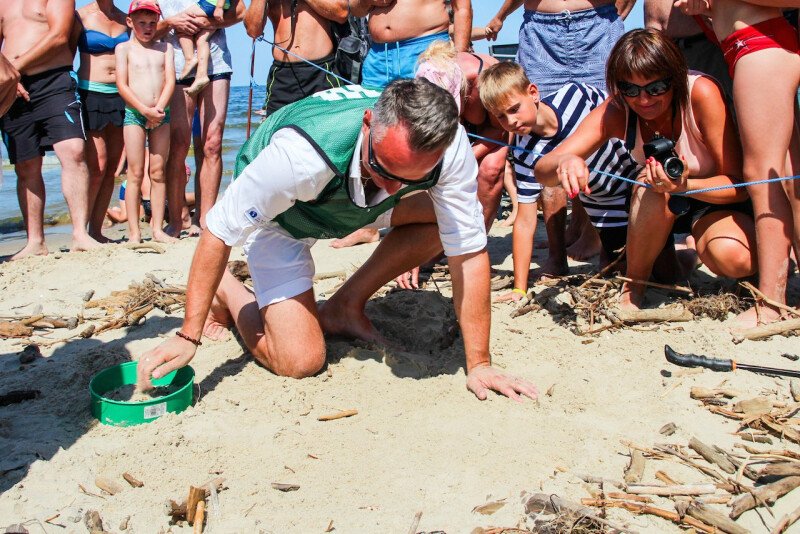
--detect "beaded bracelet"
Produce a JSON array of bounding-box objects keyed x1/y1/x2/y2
[
  {"x1": 175, "y1": 331, "x2": 202, "y2": 346},
  {"x1": 512, "y1": 288, "x2": 527, "y2": 296}
]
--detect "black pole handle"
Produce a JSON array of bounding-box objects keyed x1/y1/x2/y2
[{"x1": 664, "y1": 345, "x2": 734, "y2": 372}]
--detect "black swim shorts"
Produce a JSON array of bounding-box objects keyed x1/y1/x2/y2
[
  {"x1": 263, "y1": 53, "x2": 341, "y2": 116},
  {"x1": 0, "y1": 66, "x2": 86, "y2": 164}
]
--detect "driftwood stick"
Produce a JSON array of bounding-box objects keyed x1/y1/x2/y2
[
  {"x1": 653, "y1": 445, "x2": 729, "y2": 483},
  {"x1": 524, "y1": 493, "x2": 638, "y2": 534},
  {"x1": 193, "y1": 500, "x2": 205, "y2": 534},
  {"x1": 407, "y1": 511, "x2": 422, "y2": 534},
  {"x1": 578, "y1": 248, "x2": 626, "y2": 289},
  {"x1": 95, "y1": 476, "x2": 124, "y2": 496},
  {"x1": 612, "y1": 305, "x2": 693, "y2": 323},
  {"x1": 317, "y1": 409, "x2": 358, "y2": 421},
  {"x1": 122, "y1": 472, "x2": 144, "y2": 488},
  {"x1": 758, "y1": 462, "x2": 800, "y2": 478},
  {"x1": 732, "y1": 318, "x2": 800, "y2": 343},
  {"x1": 624, "y1": 450, "x2": 646, "y2": 484},
  {"x1": 580, "y1": 499, "x2": 716, "y2": 533},
  {"x1": 688, "y1": 437, "x2": 737, "y2": 474},
  {"x1": 772, "y1": 502, "x2": 800, "y2": 534},
  {"x1": 729, "y1": 476, "x2": 800, "y2": 519},
  {"x1": 607, "y1": 492, "x2": 652, "y2": 503},
  {"x1": 615, "y1": 276, "x2": 693, "y2": 294},
  {"x1": 691, "y1": 387, "x2": 742, "y2": 399},
  {"x1": 626, "y1": 484, "x2": 717, "y2": 496},
  {"x1": 655, "y1": 470, "x2": 681, "y2": 486},
  {"x1": 186, "y1": 486, "x2": 206, "y2": 524},
  {"x1": 686, "y1": 500, "x2": 749, "y2": 534}
]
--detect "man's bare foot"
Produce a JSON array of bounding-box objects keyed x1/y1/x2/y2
[
  {"x1": 89, "y1": 231, "x2": 113, "y2": 244},
  {"x1": 617, "y1": 284, "x2": 644, "y2": 312},
  {"x1": 533, "y1": 256, "x2": 569, "y2": 280},
  {"x1": 72, "y1": 234, "x2": 102, "y2": 252},
  {"x1": 152, "y1": 229, "x2": 179, "y2": 244},
  {"x1": 9, "y1": 241, "x2": 48, "y2": 261},
  {"x1": 330, "y1": 228, "x2": 380, "y2": 249},
  {"x1": 318, "y1": 298, "x2": 391, "y2": 346},
  {"x1": 179, "y1": 58, "x2": 198, "y2": 81},
  {"x1": 185, "y1": 77, "x2": 209, "y2": 97},
  {"x1": 729, "y1": 304, "x2": 783, "y2": 332},
  {"x1": 203, "y1": 294, "x2": 233, "y2": 341},
  {"x1": 566, "y1": 227, "x2": 601, "y2": 261}
]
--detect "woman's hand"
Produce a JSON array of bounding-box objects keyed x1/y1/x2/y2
[
  {"x1": 642, "y1": 156, "x2": 689, "y2": 195},
  {"x1": 493, "y1": 289, "x2": 525, "y2": 303},
  {"x1": 556, "y1": 154, "x2": 591, "y2": 198},
  {"x1": 673, "y1": 0, "x2": 712, "y2": 16}
]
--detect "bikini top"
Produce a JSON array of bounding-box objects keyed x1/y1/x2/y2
[
  {"x1": 78, "y1": 29, "x2": 129, "y2": 54},
  {"x1": 469, "y1": 52, "x2": 484, "y2": 74}
]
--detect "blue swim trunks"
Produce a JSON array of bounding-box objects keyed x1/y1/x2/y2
[
  {"x1": 361, "y1": 31, "x2": 449, "y2": 89},
  {"x1": 123, "y1": 106, "x2": 171, "y2": 131},
  {"x1": 517, "y1": 5, "x2": 623, "y2": 96},
  {"x1": 197, "y1": 0, "x2": 229, "y2": 17}
]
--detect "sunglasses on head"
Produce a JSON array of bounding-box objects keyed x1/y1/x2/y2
[
  {"x1": 367, "y1": 130, "x2": 443, "y2": 185},
  {"x1": 617, "y1": 77, "x2": 672, "y2": 98}
]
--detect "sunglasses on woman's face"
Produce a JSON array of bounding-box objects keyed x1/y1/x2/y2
[
  {"x1": 367, "y1": 130, "x2": 443, "y2": 185},
  {"x1": 618, "y1": 77, "x2": 672, "y2": 98}
]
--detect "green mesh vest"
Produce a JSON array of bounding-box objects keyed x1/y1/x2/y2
[{"x1": 234, "y1": 85, "x2": 441, "y2": 240}]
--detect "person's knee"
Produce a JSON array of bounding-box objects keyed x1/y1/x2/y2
[
  {"x1": 270, "y1": 347, "x2": 326, "y2": 379},
  {"x1": 202, "y1": 133, "x2": 223, "y2": 161},
  {"x1": 58, "y1": 141, "x2": 88, "y2": 169},
  {"x1": 701, "y1": 238, "x2": 755, "y2": 278}
]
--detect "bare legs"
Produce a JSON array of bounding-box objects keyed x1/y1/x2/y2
[
  {"x1": 11, "y1": 156, "x2": 48, "y2": 259},
  {"x1": 185, "y1": 30, "x2": 215, "y2": 97},
  {"x1": 539, "y1": 186, "x2": 569, "y2": 276},
  {"x1": 476, "y1": 145, "x2": 507, "y2": 232},
  {"x1": 147, "y1": 124, "x2": 177, "y2": 243},
  {"x1": 193, "y1": 79, "x2": 229, "y2": 229},
  {"x1": 86, "y1": 125, "x2": 124, "y2": 242},
  {"x1": 123, "y1": 125, "x2": 147, "y2": 243},
  {"x1": 53, "y1": 138, "x2": 100, "y2": 252},
  {"x1": 732, "y1": 49, "x2": 800, "y2": 327}
]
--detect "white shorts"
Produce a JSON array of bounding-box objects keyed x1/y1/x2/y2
[{"x1": 243, "y1": 212, "x2": 393, "y2": 308}]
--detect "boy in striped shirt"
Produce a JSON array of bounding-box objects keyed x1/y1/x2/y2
[{"x1": 479, "y1": 62, "x2": 639, "y2": 302}]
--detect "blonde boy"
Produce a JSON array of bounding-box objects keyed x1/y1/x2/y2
[
  {"x1": 116, "y1": 0, "x2": 176, "y2": 243},
  {"x1": 480, "y1": 62, "x2": 637, "y2": 301}
]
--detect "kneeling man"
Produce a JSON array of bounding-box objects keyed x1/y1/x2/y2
[{"x1": 137, "y1": 79, "x2": 537, "y2": 401}]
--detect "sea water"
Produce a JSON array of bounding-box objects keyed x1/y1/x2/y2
[{"x1": 0, "y1": 85, "x2": 266, "y2": 235}]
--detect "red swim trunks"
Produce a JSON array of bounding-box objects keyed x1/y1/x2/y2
[{"x1": 720, "y1": 17, "x2": 800, "y2": 78}]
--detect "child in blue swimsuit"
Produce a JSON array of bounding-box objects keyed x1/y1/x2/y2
[{"x1": 177, "y1": 0, "x2": 233, "y2": 97}]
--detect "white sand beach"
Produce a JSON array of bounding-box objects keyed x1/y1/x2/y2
[{"x1": 0, "y1": 223, "x2": 799, "y2": 533}]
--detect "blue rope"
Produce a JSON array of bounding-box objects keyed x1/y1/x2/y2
[
  {"x1": 248, "y1": 39, "x2": 800, "y2": 197},
  {"x1": 256, "y1": 36, "x2": 353, "y2": 87},
  {"x1": 466, "y1": 132, "x2": 800, "y2": 196}
]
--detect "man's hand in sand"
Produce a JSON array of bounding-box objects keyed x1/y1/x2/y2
[
  {"x1": 137, "y1": 335, "x2": 197, "y2": 391},
  {"x1": 493, "y1": 290, "x2": 525, "y2": 303},
  {"x1": 467, "y1": 364, "x2": 539, "y2": 402},
  {"x1": 395, "y1": 266, "x2": 420, "y2": 289}
]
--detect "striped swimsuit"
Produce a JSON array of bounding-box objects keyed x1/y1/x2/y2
[{"x1": 512, "y1": 82, "x2": 640, "y2": 228}]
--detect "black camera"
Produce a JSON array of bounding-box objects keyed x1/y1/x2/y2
[{"x1": 643, "y1": 134, "x2": 685, "y2": 180}]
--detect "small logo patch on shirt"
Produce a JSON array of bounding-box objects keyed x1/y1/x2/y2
[{"x1": 244, "y1": 206, "x2": 265, "y2": 224}]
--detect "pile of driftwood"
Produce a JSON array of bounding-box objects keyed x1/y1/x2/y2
[
  {"x1": 572, "y1": 380, "x2": 800, "y2": 533},
  {"x1": 164, "y1": 476, "x2": 226, "y2": 533},
  {"x1": 480, "y1": 255, "x2": 800, "y2": 342},
  {"x1": 0, "y1": 274, "x2": 186, "y2": 347}
]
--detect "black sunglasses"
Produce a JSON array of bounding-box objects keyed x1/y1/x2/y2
[
  {"x1": 618, "y1": 77, "x2": 672, "y2": 98},
  {"x1": 367, "y1": 130, "x2": 443, "y2": 185}
]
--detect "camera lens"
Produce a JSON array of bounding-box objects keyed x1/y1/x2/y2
[{"x1": 663, "y1": 157, "x2": 684, "y2": 180}]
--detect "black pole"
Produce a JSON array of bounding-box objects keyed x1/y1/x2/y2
[{"x1": 665, "y1": 345, "x2": 800, "y2": 379}]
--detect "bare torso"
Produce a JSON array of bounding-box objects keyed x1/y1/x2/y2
[
  {"x1": 121, "y1": 40, "x2": 169, "y2": 107},
  {"x1": 0, "y1": 0, "x2": 74, "y2": 75},
  {"x1": 269, "y1": 0, "x2": 337, "y2": 62},
  {"x1": 523, "y1": 0, "x2": 613, "y2": 14},
  {"x1": 643, "y1": 0, "x2": 701, "y2": 38},
  {"x1": 368, "y1": 0, "x2": 449, "y2": 44},
  {"x1": 709, "y1": 1, "x2": 782, "y2": 40},
  {"x1": 75, "y1": 2, "x2": 128, "y2": 84}
]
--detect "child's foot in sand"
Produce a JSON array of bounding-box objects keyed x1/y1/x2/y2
[
  {"x1": 179, "y1": 58, "x2": 198, "y2": 81},
  {"x1": 8, "y1": 241, "x2": 48, "y2": 261},
  {"x1": 127, "y1": 233, "x2": 143, "y2": 244},
  {"x1": 185, "y1": 76, "x2": 209, "y2": 97},
  {"x1": 72, "y1": 234, "x2": 102, "y2": 252},
  {"x1": 152, "y1": 229, "x2": 178, "y2": 244},
  {"x1": 203, "y1": 294, "x2": 233, "y2": 341},
  {"x1": 330, "y1": 228, "x2": 379, "y2": 248}
]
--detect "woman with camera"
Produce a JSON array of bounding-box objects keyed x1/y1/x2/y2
[
  {"x1": 535, "y1": 29, "x2": 757, "y2": 311},
  {"x1": 672, "y1": 1, "x2": 800, "y2": 329}
]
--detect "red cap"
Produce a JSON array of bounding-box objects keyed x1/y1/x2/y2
[{"x1": 128, "y1": 0, "x2": 162, "y2": 16}]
